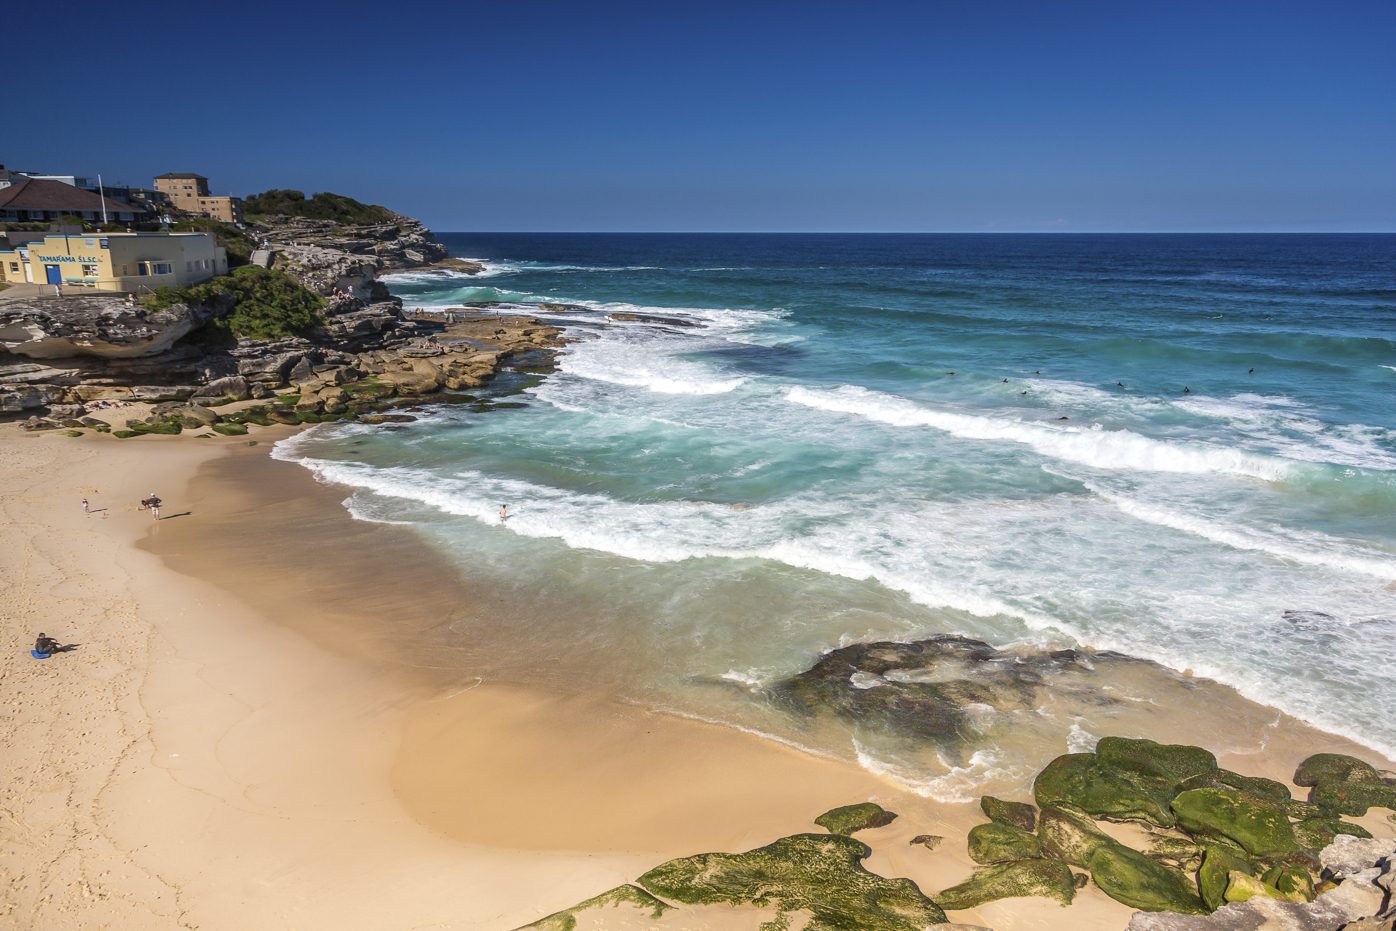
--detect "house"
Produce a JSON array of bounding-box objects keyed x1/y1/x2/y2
[{"x1": 0, "y1": 178, "x2": 143, "y2": 225}]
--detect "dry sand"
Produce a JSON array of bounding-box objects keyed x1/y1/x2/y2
[{"x1": 3, "y1": 424, "x2": 1392, "y2": 931}]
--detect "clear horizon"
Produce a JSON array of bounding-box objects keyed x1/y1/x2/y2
[{"x1": 6, "y1": 0, "x2": 1393, "y2": 233}]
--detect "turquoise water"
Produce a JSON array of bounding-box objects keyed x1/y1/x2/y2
[{"x1": 276, "y1": 234, "x2": 1396, "y2": 783}]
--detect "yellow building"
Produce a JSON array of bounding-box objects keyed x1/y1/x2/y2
[
  {"x1": 0, "y1": 232, "x2": 228, "y2": 292},
  {"x1": 153, "y1": 173, "x2": 243, "y2": 223}
]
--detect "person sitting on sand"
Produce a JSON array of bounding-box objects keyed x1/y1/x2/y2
[{"x1": 35, "y1": 633, "x2": 61, "y2": 655}]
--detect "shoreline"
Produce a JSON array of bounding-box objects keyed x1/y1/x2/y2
[{"x1": 3, "y1": 420, "x2": 1393, "y2": 930}]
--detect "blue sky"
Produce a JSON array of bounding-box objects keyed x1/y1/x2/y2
[{"x1": 6, "y1": 0, "x2": 1393, "y2": 231}]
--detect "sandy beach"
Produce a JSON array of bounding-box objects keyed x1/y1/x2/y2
[{"x1": 3, "y1": 424, "x2": 1392, "y2": 931}]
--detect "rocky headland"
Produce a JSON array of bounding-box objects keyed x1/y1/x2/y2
[{"x1": 0, "y1": 207, "x2": 560, "y2": 434}]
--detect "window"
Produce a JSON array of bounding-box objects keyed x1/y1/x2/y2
[
  {"x1": 85, "y1": 238, "x2": 95, "y2": 248},
  {"x1": 152, "y1": 263, "x2": 173, "y2": 275},
  {"x1": 186, "y1": 261, "x2": 192, "y2": 272},
  {"x1": 137, "y1": 262, "x2": 149, "y2": 276},
  {"x1": 8, "y1": 262, "x2": 17, "y2": 272},
  {"x1": 99, "y1": 239, "x2": 108, "y2": 249},
  {"x1": 81, "y1": 264, "x2": 99, "y2": 277}
]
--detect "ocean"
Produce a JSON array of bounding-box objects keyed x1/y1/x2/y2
[{"x1": 274, "y1": 233, "x2": 1396, "y2": 793}]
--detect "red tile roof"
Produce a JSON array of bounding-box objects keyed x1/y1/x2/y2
[{"x1": 0, "y1": 178, "x2": 138, "y2": 214}]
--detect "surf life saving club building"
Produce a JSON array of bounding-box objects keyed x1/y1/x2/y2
[{"x1": 0, "y1": 232, "x2": 227, "y2": 291}]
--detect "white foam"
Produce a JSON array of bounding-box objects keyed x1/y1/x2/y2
[
  {"x1": 1079, "y1": 479, "x2": 1396, "y2": 581},
  {"x1": 788, "y1": 384, "x2": 1292, "y2": 481}
]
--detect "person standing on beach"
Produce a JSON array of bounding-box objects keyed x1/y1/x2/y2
[
  {"x1": 82, "y1": 498, "x2": 89, "y2": 516},
  {"x1": 147, "y1": 493, "x2": 162, "y2": 520}
]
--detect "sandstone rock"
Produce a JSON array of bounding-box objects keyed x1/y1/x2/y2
[
  {"x1": 379, "y1": 369, "x2": 442, "y2": 395},
  {"x1": 911, "y1": 835, "x2": 944, "y2": 850},
  {"x1": 131, "y1": 385, "x2": 196, "y2": 401},
  {"x1": 1, "y1": 384, "x2": 61, "y2": 410},
  {"x1": 1321, "y1": 837, "x2": 1396, "y2": 878},
  {"x1": 45, "y1": 403, "x2": 86, "y2": 419},
  {"x1": 358, "y1": 414, "x2": 417, "y2": 424},
  {"x1": 0, "y1": 292, "x2": 234, "y2": 359},
  {"x1": 293, "y1": 396, "x2": 324, "y2": 414},
  {"x1": 22, "y1": 415, "x2": 59, "y2": 430},
  {"x1": 71, "y1": 385, "x2": 135, "y2": 401},
  {"x1": 194, "y1": 375, "x2": 250, "y2": 401}
]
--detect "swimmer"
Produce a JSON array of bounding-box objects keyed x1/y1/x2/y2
[
  {"x1": 499, "y1": 504, "x2": 507, "y2": 522},
  {"x1": 1117, "y1": 382, "x2": 1124, "y2": 387},
  {"x1": 1184, "y1": 387, "x2": 1190, "y2": 393},
  {"x1": 1249, "y1": 368, "x2": 1254, "y2": 374}
]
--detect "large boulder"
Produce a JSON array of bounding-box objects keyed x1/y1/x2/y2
[
  {"x1": 813, "y1": 803, "x2": 898, "y2": 836},
  {"x1": 1087, "y1": 844, "x2": 1207, "y2": 914},
  {"x1": 1197, "y1": 844, "x2": 1256, "y2": 911},
  {"x1": 1037, "y1": 806, "x2": 1118, "y2": 868},
  {"x1": 1171, "y1": 788, "x2": 1299, "y2": 859},
  {"x1": 982, "y1": 796, "x2": 1038, "y2": 832},
  {"x1": 967, "y1": 822, "x2": 1041, "y2": 864},
  {"x1": 935, "y1": 859, "x2": 1077, "y2": 910},
  {"x1": 1096, "y1": 738, "x2": 1218, "y2": 786},
  {"x1": 0, "y1": 293, "x2": 234, "y2": 359},
  {"x1": 1034, "y1": 753, "x2": 1176, "y2": 827},
  {"x1": 194, "y1": 375, "x2": 250, "y2": 401}
]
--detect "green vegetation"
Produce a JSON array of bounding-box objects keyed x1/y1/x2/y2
[
  {"x1": 936, "y1": 859, "x2": 1077, "y2": 910},
  {"x1": 519, "y1": 885, "x2": 670, "y2": 931},
  {"x1": 145, "y1": 266, "x2": 326, "y2": 343},
  {"x1": 169, "y1": 219, "x2": 256, "y2": 267},
  {"x1": 637, "y1": 833, "x2": 947, "y2": 931},
  {"x1": 241, "y1": 189, "x2": 398, "y2": 225},
  {"x1": 61, "y1": 430, "x2": 83, "y2": 437}
]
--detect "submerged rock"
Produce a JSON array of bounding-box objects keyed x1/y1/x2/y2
[
  {"x1": 1088, "y1": 844, "x2": 1207, "y2": 914},
  {"x1": 967, "y1": 822, "x2": 1042, "y2": 864},
  {"x1": 814, "y1": 802, "x2": 898, "y2": 836},
  {"x1": 768, "y1": 635, "x2": 1115, "y2": 747},
  {"x1": 637, "y1": 832, "x2": 947, "y2": 930},
  {"x1": 935, "y1": 858, "x2": 1077, "y2": 910},
  {"x1": 981, "y1": 796, "x2": 1038, "y2": 832}
]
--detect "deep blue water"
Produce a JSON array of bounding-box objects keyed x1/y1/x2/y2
[{"x1": 278, "y1": 234, "x2": 1396, "y2": 783}]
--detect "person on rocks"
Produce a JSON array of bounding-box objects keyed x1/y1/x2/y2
[{"x1": 35, "y1": 633, "x2": 62, "y2": 656}]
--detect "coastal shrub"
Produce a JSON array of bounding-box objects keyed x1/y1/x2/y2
[
  {"x1": 153, "y1": 266, "x2": 326, "y2": 344},
  {"x1": 241, "y1": 189, "x2": 398, "y2": 225}
]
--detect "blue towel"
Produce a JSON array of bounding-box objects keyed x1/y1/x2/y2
[{"x1": 31, "y1": 650, "x2": 51, "y2": 659}]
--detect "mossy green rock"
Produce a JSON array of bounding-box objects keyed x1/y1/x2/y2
[
  {"x1": 968, "y1": 822, "x2": 1041, "y2": 864},
  {"x1": 1037, "y1": 806, "x2": 1118, "y2": 868},
  {"x1": 1145, "y1": 835, "x2": 1203, "y2": 869},
  {"x1": 814, "y1": 803, "x2": 898, "y2": 836},
  {"x1": 1034, "y1": 753, "x2": 1176, "y2": 826},
  {"x1": 515, "y1": 884, "x2": 670, "y2": 931},
  {"x1": 637, "y1": 833, "x2": 946, "y2": 930},
  {"x1": 1171, "y1": 787, "x2": 1297, "y2": 858},
  {"x1": 1294, "y1": 753, "x2": 1385, "y2": 787},
  {"x1": 1197, "y1": 844, "x2": 1255, "y2": 911},
  {"x1": 1292, "y1": 817, "x2": 1372, "y2": 850},
  {"x1": 935, "y1": 858, "x2": 1076, "y2": 910},
  {"x1": 132, "y1": 419, "x2": 181, "y2": 435},
  {"x1": 982, "y1": 796, "x2": 1038, "y2": 832},
  {"x1": 1307, "y1": 780, "x2": 1396, "y2": 817},
  {"x1": 1260, "y1": 865, "x2": 1315, "y2": 902},
  {"x1": 1223, "y1": 871, "x2": 1305, "y2": 904},
  {"x1": 1087, "y1": 844, "x2": 1207, "y2": 914},
  {"x1": 1179, "y1": 769, "x2": 1292, "y2": 805},
  {"x1": 1096, "y1": 738, "x2": 1217, "y2": 786},
  {"x1": 112, "y1": 430, "x2": 141, "y2": 438},
  {"x1": 211, "y1": 422, "x2": 248, "y2": 436}
]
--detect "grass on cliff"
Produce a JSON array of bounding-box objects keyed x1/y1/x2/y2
[
  {"x1": 241, "y1": 189, "x2": 398, "y2": 226},
  {"x1": 144, "y1": 266, "x2": 326, "y2": 344}
]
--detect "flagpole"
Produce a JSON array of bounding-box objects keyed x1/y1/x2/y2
[{"x1": 98, "y1": 174, "x2": 108, "y2": 225}]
